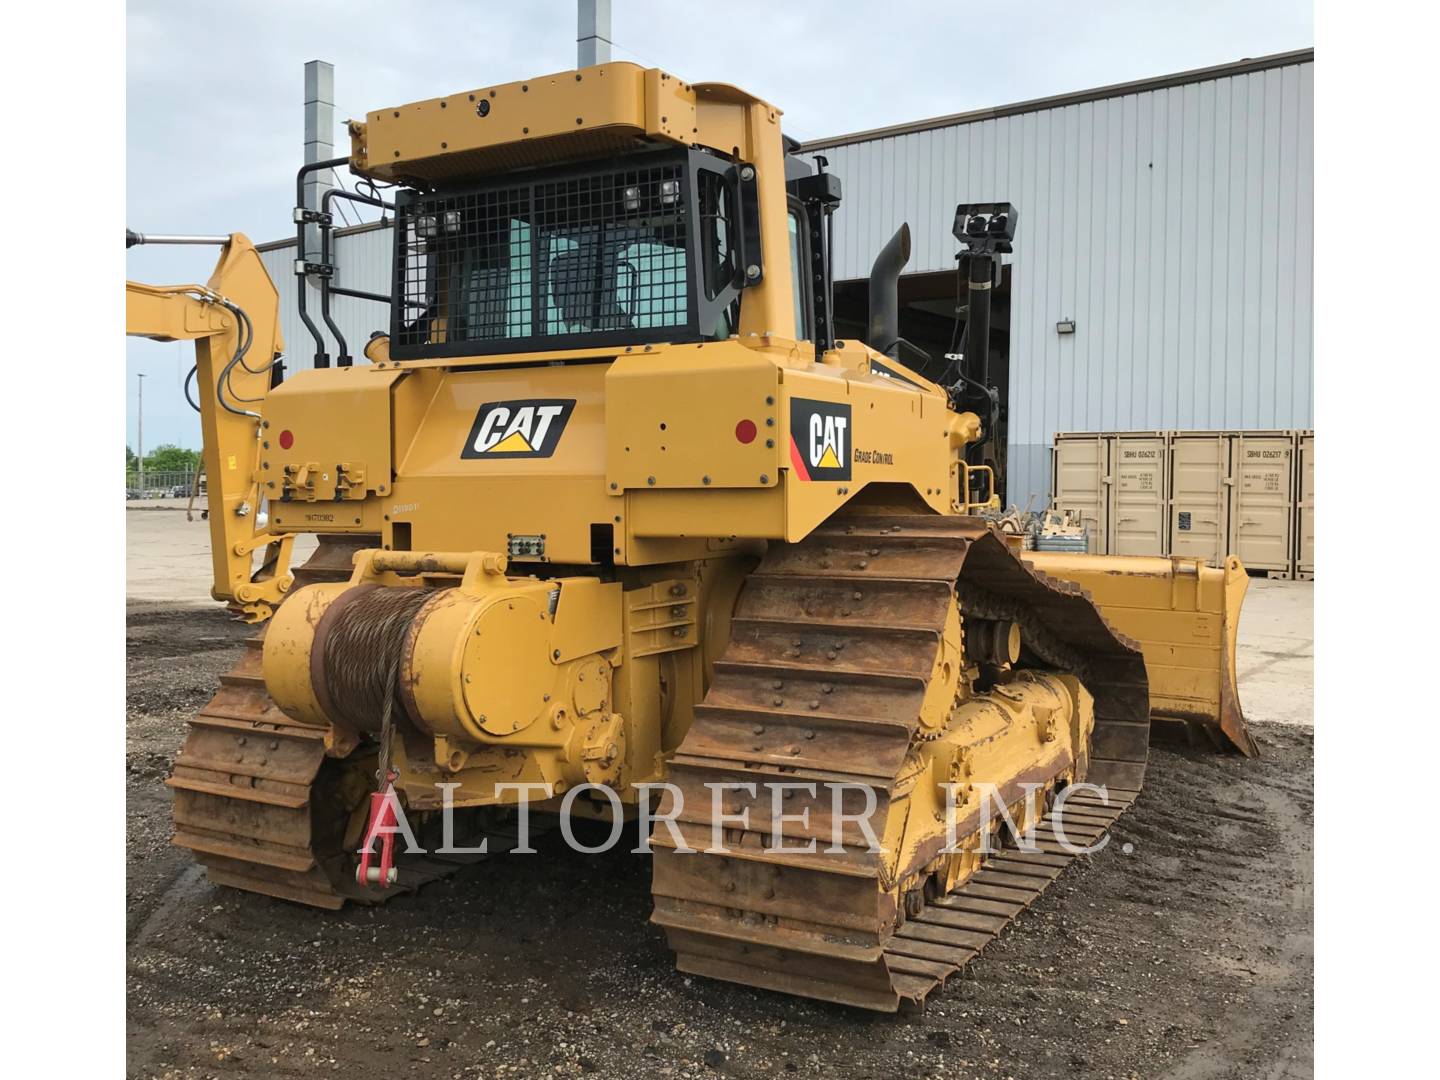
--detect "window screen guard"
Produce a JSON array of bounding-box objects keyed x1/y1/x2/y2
[{"x1": 390, "y1": 149, "x2": 751, "y2": 359}]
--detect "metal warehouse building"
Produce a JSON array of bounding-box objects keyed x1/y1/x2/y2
[{"x1": 260, "y1": 47, "x2": 1313, "y2": 508}]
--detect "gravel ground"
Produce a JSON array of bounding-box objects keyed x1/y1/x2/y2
[{"x1": 127, "y1": 603, "x2": 1313, "y2": 1080}]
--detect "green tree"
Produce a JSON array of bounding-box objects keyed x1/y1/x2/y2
[
  {"x1": 126, "y1": 445, "x2": 137, "y2": 471},
  {"x1": 143, "y1": 444, "x2": 201, "y2": 473}
]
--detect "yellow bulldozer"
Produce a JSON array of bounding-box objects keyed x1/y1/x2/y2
[{"x1": 126, "y1": 62, "x2": 1253, "y2": 1012}]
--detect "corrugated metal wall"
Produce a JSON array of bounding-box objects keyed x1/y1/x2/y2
[
  {"x1": 817, "y1": 58, "x2": 1314, "y2": 506},
  {"x1": 260, "y1": 223, "x2": 394, "y2": 369}
]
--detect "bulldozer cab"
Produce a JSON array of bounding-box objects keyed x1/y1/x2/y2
[
  {"x1": 387, "y1": 150, "x2": 757, "y2": 358},
  {"x1": 346, "y1": 64, "x2": 815, "y2": 362}
]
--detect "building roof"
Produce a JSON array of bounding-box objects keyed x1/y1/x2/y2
[{"x1": 798, "y1": 47, "x2": 1313, "y2": 151}]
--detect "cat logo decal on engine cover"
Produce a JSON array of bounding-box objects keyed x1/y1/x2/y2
[
  {"x1": 789, "y1": 398, "x2": 852, "y2": 482},
  {"x1": 462, "y1": 399, "x2": 576, "y2": 459}
]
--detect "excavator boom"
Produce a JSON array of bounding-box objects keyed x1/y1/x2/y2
[{"x1": 125, "y1": 232, "x2": 294, "y2": 620}]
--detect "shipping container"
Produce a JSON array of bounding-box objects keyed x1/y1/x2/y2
[
  {"x1": 1168, "y1": 433, "x2": 1232, "y2": 565},
  {"x1": 1229, "y1": 432, "x2": 1295, "y2": 574},
  {"x1": 1111, "y1": 434, "x2": 1168, "y2": 556},
  {"x1": 1050, "y1": 435, "x2": 1108, "y2": 554},
  {"x1": 1053, "y1": 429, "x2": 1314, "y2": 576},
  {"x1": 1296, "y1": 432, "x2": 1314, "y2": 577}
]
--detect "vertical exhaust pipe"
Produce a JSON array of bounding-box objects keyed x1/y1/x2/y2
[{"x1": 866, "y1": 223, "x2": 911, "y2": 358}]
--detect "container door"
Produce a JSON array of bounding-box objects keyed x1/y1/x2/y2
[
  {"x1": 1231, "y1": 434, "x2": 1295, "y2": 572},
  {"x1": 1168, "y1": 435, "x2": 1229, "y2": 565},
  {"x1": 1052, "y1": 435, "x2": 1109, "y2": 554},
  {"x1": 1111, "y1": 435, "x2": 1168, "y2": 555},
  {"x1": 1297, "y1": 434, "x2": 1314, "y2": 574}
]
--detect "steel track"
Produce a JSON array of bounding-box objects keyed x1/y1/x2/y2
[{"x1": 649, "y1": 512, "x2": 1149, "y2": 1011}]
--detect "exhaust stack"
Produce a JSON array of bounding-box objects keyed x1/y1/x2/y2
[{"x1": 866, "y1": 224, "x2": 911, "y2": 358}]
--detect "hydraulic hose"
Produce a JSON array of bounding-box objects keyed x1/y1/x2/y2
[
  {"x1": 294, "y1": 157, "x2": 351, "y2": 368},
  {"x1": 214, "y1": 297, "x2": 261, "y2": 418},
  {"x1": 183, "y1": 365, "x2": 201, "y2": 413}
]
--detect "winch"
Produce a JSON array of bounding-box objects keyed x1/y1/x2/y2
[{"x1": 262, "y1": 549, "x2": 626, "y2": 799}]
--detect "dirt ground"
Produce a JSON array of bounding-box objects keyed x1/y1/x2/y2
[{"x1": 126, "y1": 591, "x2": 1313, "y2": 1080}]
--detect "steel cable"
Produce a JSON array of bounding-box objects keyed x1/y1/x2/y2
[{"x1": 320, "y1": 587, "x2": 435, "y2": 739}]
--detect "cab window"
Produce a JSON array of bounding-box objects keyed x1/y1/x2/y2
[{"x1": 787, "y1": 207, "x2": 812, "y2": 342}]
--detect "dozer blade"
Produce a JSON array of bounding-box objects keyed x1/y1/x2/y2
[{"x1": 1023, "y1": 552, "x2": 1256, "y2": 757}]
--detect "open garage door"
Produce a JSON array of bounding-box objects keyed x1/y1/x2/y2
[{"x1": 832, "y1": 266, "x2": 1012, "y2": 503}]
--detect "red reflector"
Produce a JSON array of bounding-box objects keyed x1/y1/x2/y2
[
  {"x1": 734, "y1": 419, "x2": 757, "y2": 444},
  {"x1": 278, "y1": 429, "x2": 294, "y2": 450}
]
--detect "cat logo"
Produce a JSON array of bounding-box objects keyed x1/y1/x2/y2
[
  {"x1": 788, "y1": 398, "x2": 852, "y2": 482},
  {"x1": 461, "y1": 399, "x2": 576, "y2": 459}
]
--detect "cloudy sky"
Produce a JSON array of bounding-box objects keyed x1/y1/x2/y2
[{"x1": 126, "y1": 0, "x2": 1312, "y2": 451}]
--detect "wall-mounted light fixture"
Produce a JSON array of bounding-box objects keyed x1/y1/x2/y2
[{"x1": 1056, "y1": 318, "x2": 1076, "y2": 335}]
